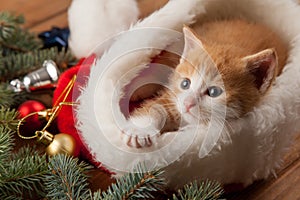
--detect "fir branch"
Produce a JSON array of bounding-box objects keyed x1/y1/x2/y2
[
  {"x1": 10, "y1": 144, "x2": 39, "y2": 161},
  {"x1": 99, "y1": 164, "x2": 165, "y2": 200},
  {"x1": 0, "y1": 107, "x2": 19, "y2": 129},
  {"x1": 1, "y1": 30, "x2": 42, "y2": 53},
  {"x1": 0, "y1": 83, "x2": 17, "y2": 107},
  {"x1": 0, "y1": 151, "x2": 48, "y2": 199},
  {"x1": 0, "y1": 126, "x2": 14, "y2": 169},
  {"x1": 172, "y1": 180, "x2": 224, "y2": 200},
  {"x1": 0, "y1": 12, "x2": 42, "y2": 53},
  {"x1": 54, "y1": 47, "x2": 77, "y2": 70},
  {"x1": 0, "y1": 12, "x2": 24, "y2": 40},
  {"x1": 1, "y1": 193, "x2": 23, "y2": 200},
  {"x1": 44, "y1": 154, "x2": 92, "y2": 200},
  {"x1": 0, "y1": 107, "x2": 17, "y2": 167},
  {"x1": 91, "y1": 190, "x2": 103, "y2": 200},
  {"x1": 0, "y1": 107, "x2": 47, "y2": 199},
  {"x1": 0, "y1": 83, "x2": 28, "y2": 107},
  {"x1": 0, "y1": 47, "x2": 76, "y2": 81}
]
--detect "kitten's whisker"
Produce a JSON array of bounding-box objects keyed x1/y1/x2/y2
[
  {"x1": 162, "y1": 103, "x2": 177, "y2": 107},
  {"x1": 210, "y1": 115, "x2": 233, "y2": 144},
  {"x1": 223, "y1": 120, "x2": 234, "y2": 133},
  {"x1": 165, "y1": 108, "x2": 181, "y2": 113},
  {"x1": 154, "y1": 97, "x2": 175, "y2": 100}
]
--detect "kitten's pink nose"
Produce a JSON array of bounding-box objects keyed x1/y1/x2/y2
[{"x1": 184, "y1": 97, "x2": 196, "y2": 112}]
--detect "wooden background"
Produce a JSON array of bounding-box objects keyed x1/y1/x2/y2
[{"x1": 0, "y1": 0, "x2": 299, "y2": 199}]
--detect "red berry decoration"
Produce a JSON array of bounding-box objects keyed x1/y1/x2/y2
[{"x1": 18, "y1": 100, "x2": 46, "y2": 136}]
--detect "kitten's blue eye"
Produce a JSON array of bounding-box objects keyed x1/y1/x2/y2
[
  {"x1": 180, "y1": 78, "x2": 191, "y2": 90},
  {"x1": 207, "y1": 86, "x2": 223, "y2": 97}
]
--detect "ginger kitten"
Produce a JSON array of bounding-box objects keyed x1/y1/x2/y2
[{"x1": 122, "y1": 19, "x2": 288, "y2": 148}]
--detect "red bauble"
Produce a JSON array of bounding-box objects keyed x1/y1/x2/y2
[{"x1": 18, "y1": 100, "x2": 46, "y2": 136}]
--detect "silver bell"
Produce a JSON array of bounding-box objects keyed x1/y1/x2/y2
[{"x1": 10, "y1": 60, "x2": 60, "y2": 92}]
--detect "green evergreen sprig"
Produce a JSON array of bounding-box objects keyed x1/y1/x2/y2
[
  {"x1": 0, "y1": 12, "x2": 24, "y2": 40},
  {"x1": 0, "y1": 126, "x2": 14, "y2": 168},
  {"x1": 98, "y1": 164, "x2": 165, "y2": 200},
  {"x1": 44, "y1": 154, "x2": 93, "y2": 200},
  {"x1": 0, "y1": 152, "x2": 48, "y2": 199},
  {"x1": 0, "y1": 107, "x2": 18, "y2": 164},
  {"x1": 0, "y1": 83, "x2": 18, "y2": 106},
  {"x1": 0, "y1": 47, "x2": 76, "y2": 81},
  {"x1": 0, "y1": 12, "x2": 42, "y2": 53},
  {"x1": 0, "y1": 12, "x2": 76, "y2": 82},
  {"x1": 0, "y1": 108, "x2": 47, "y2": 199},
  {"x1": 0, "y1": 83, "x2": 28, "y2": 107},
  {"x1": 172, "y1": 180, "x2": 224, "y2": 200},
  {"x1": 1, "y1": 27, "x2": 42, "y2": 53},
  {"x1": 0, "y1": 107, "x2": 19, "y2": 129}
]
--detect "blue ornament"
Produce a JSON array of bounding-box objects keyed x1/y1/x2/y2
[{"x1": 38, "y1": 27, "x2": 70, "y2": 50}]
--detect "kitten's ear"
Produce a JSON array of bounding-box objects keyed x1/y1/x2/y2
[
  {"x1": 181, "y1": 25, "x2": 204, "y2": 63},
  {"x1": 242, "y1": 48, "x2": 278, "y2": 93}
]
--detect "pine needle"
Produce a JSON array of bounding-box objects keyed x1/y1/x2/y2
[
  {"x1": 0, "y1": 147, "x2": 48, "y2": 199},
  {"x1": 10, "y1": 144, "x2": 39, "y2": 161},
  {"x1": 99, "y1": 163, "x2": 165, "y2": 200},
  {"x1": 0, "y1": 12, "x2": 24, "y2": 40},
  {"x1": 172, "y1": 180, "x2": 224, "y2": 200},
  {"x1": 0, "y1": 12, "x2": 77, "y2": 82},
  {"x1": 0, "y1": 107, "x2": 47, "y2": 199},
  {"x1": 0, "y1": 12, "x2": 42, "y2": 53},
  {"x1": 44, "y1": 154, "x2": 92, "y2": 200},
  {"x1": 0, "y1": 126, "x2": 14, "y2": 168},
  {"x1": 0, "y1": 107, "x2": 17, "y2": 165},
  {"x1": 0, "y1": 84, "x2": 17, "y2": 107},
  {"x1": 0, "y1": 47, "x2": 76, "y2": 81},
  {"x1": 0, "y1": 107, "x2": 19, "y2": 129}
]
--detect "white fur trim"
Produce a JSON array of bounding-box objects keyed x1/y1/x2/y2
[
  {"x1": 68, "y1": 0, "x2": 139, "y2": 58},
  {"x1": 76, "y1": 0, "x2": 300, "y2": 189}
]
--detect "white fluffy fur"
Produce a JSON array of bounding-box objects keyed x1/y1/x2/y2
[
  {"x1": 68, "y1": 0, "x2": 139, "y2": 58},
  {"x1": 75, "y1": 0, "x2": 300, "y2": 189}
]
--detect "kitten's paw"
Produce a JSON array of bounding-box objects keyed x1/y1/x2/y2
[
  {"x1": 121, "y1": 116, "x2": 161, "y2": 148},
  {"x1": 121, "y1": 128, "x2": 160, "y2": 148}
]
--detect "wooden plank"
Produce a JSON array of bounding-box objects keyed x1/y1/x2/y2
[
  {"x1": 282, "y1": 134, "x2": 300, "y2": 169},
  {"x1": 255, "y1": 160, "x2": 300, "y2": 200},
  {"x1": 228, "y1": 160, "x2": 300, "y2": 200},
  {"x1": 227, "y1": 133, "x2": 300, "y2": 200},
  {"x1": 29, "y1": 12, "x2": 68, "y2": 33},
  {"x1": 87, "y1": 168, "x2": 115, "y2": 192},
  {"x1": 138, "y1": 0, "x2": 169, "y2": 18},
  {"x1": 31, "y1": 0, "x2": 170, "y2": 32},
  {"x1": 0, "y1": 0, "x2": 71, "y2": 28}
]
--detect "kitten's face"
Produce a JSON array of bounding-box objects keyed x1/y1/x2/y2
[
  {"x1": 171, "y1": 26, "x2": 277, "y2": 124},
  {"x1": 171, "y1": 49, "x2": 230, "y2": 124}
]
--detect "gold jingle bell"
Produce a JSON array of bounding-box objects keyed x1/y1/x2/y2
[{"x1": 36, "y1": 130, "x2": 76, "y2": 156}]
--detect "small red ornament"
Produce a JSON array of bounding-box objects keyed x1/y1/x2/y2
[{"x1": 18, "y1": 100, "x2": 46, "y2": 135}]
